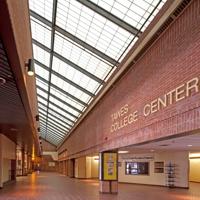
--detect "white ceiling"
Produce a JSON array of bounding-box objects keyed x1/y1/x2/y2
[{"x1": 119, "y1": 133, "x2": 200, "y2": 153}]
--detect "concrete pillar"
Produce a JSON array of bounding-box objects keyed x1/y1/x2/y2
[{"x1": 99, "y1": 151, "x2": 118, "y2": 194}]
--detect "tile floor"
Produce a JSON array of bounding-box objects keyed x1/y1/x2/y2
[{"x1": 0, "y1": 172, "x2": 199, "y2": 200}]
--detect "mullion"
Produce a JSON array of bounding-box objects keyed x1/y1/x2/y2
[
  {"x1": 40, "y1": 121, "x2": 65, "y2": 138},
  {"x1": 46, "y1": 129, "x2": 63, "y2": 140},
  {"x1": 40, "y1": 115, "x2": 68, "y2": 134},
  {"x1": 39, "y1": 113, "x2": 68, "y2": 133},
  {"x1": 30, "y1": 10, "x2": 118, "y2": 66},
  {"x1": 45, "y1": 131, "x2": 62, "y2": 141},
  {"x1": 46, "y1": 131, "x2": 62, "y2": 140},
  {"x1": 76, "y1": 0, "x2": 141, "y2": 36},
  {"x1": 36, "y1": 74, "x2": 88, "y2": 106},
  {"x1": 38, "y1": 101, "x2": 74, "y2": 125},
  {"x1": 37, "y1": 85, "x2": 82, "y2": 114},
  {"x1": 38, "y1": 93, "x2": 78, "y2": 120},
  {"x1": 35, "y1": 58, "x2": 96, "y2": 96},
  {"x1": 39, "y1": 110, "x2": 71, "y2": 131},
  {"x1": 40, "y1": 120, "x2": 67, "y2": 136},
  {"x1": 40, "y1": 119, "x2": 66, "y2": 136},
  {"x1": 46, "y1": 134, "x2": 60, "y2": 143},
  {"x1": 33, "y1": 41, "x2": 105, "y2": 85}
]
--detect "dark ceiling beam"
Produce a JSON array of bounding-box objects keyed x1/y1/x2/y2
[
  {"x1": 76, "y1": 0, "x2": 142, "y2": 36},
  {"x1": 30, "y1": 10, "x2": 118, "y2": 66},
  {"x1": 37, "y1": 85, "x2": 82, "y2": 114},
  {"x1": 36, "y1": 74, "x2": 88, "y2": 107},
  {"x1": 33, "y1": 41, "x2": 104, "y2": 84}
]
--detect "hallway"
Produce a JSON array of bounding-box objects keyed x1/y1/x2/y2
[{"x1": 0, "y1": 172, "x2": 200, "y2": 200}]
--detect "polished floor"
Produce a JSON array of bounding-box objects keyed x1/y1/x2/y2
[{"x1": 0, "y1": 172, "x2": 200, "y2": 200}]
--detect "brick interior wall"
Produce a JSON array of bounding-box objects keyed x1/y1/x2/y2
[{"x1": 58, "y1": 0, "x2": 200, "y2": 158}]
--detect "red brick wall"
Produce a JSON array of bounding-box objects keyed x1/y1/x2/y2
[{"x1": 58, "y1": 0, "x2": 200, "y2": 158}]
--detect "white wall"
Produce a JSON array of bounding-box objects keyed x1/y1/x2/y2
[
  {"x1": 75, "y1": 157, "x2": 86, "y2": 178},
  {"x1": 0, "y1": 134, "x2": 16, "y2": 186},
  {"x1": 190, "y1": 158, "x2": 200, "y2": 182},
  {"x1": 86, "y1": 156, "x2": 99, "y2": 179},
  {"x1": 118, "y1": 151, "x2": 189, "y2": 188},
  {"x1": 86, "y1": 157, "x2": 92, "y2": 178}
]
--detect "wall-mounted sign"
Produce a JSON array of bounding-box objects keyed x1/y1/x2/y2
[
  {"x1": 110, "y1": 77, "x2": 200, "y2": 133},
  {"x1": 100, "y1": 152, "x2": 118, "y2": 181}
]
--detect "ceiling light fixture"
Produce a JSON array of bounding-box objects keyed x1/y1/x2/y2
[
  {"x1": 25, "y1": 59, "x2": 34, "y2": 76},
  {"x1": 118, "y1": 150, "x2": 129, "y2": 154},
  {"x1": 187, "y1": 144, "x2": 193, "y2": 147}
]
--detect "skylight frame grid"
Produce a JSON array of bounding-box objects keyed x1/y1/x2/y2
[
  {"x1": 38, "y1": 101, "x2": 74, "y2": 128},
  {"x1": 54, "y1": 32, "x2": 114, "y2": 80},
  {"x1": 33, "y1": 44, "x2": 50, "y2": 67},
  {"x1": 50, "y1": 74, "x2": 92, "y2": 104},
  {"x1": 52, "y1": 56, "x2": 101, "y2": 94},
  {"x1": 30, "y1": 18, "x2": 52, "y2": 48},
  {"x1": 29, "y1": 0, "x2": 53, "y2": 21},
  {"x1": 56, "y1": 0, "x2": 135, "y2": 61}
]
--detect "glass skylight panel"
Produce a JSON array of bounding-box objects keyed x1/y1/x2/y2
[
  {"x1": 50, "y1": 87, "x2": 85, "y2": 111},
  {"x1": 35, "y1": 63, "x2": 49, "y2": 81},
  {"x1": 54, "y1": 33, "x2": 112, "y2": 80},
  {"x1": 51, "y1": 74, "x2": 91, "y2": 103},
  {"x1": 49, "y1": 95, "x2": 79, "y2": 117},
  {"x1": 36, "y1": 78, "x2": 49, "y2": 91},
  {"x1": 48, "y1": 102, "x2": 76, "y2": 122},
  {"x1": 29, "y1": 0, "x2": 167, "y2": 145},
  {"x1": 52, "y1": 57, "x2": 100, "y2": 94},
  {"x1": 38, "y1": 102, "x2": 48, "y2": 111},
  {"x1": 29, "y1": 0, "x2": 53, "y2": 21},
  {"x1": 33, "y1": 44, "x2": 50, "y2": 66},
  {"x1": 47, "y1": 112, "x2": 71, "y2": 128},
  {"x1": 37, "y1": 88, "x2": 48, "y2": 99},
  {"x1": 38, "y1": 97, "x2": 47, "y2": 106},
  {"x1": 47, "y1": 109, "x2": 74, "y2": 127},
  {"x1": 31, "y1": 19, "x2": 52, "y2": 48},
  {"x1": 90, "y1": 0, "x2": 166, "y2": 32},
  {"x1": 56, "y1": 0, "x2": 133, "y2": 60}
]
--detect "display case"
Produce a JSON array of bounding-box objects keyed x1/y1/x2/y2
[
  {"x1": 165, "y1": 162, "x2": 176, "y2": 188},
  {"x1": 154, "y1": 161, "x2": 164, "y2": 173},
  {"x1": 125, "y1": 162, "x2": 149, "y2": 175}
]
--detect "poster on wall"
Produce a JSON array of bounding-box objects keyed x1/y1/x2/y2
[{"x1": 103, "y1": 152, "x2": 117, "y2": 181}]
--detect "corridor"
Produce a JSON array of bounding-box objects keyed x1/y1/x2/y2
[{"x1": 0, "y1": 172, "x2": 200, "y2": 200}]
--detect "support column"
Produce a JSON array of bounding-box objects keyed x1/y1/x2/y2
[
  {"x1": 99, "y1": 151, "x2": 118, "y2": 194},
  {"x1": 21, "y1": 149, "x2": 25, "y2": 175}
]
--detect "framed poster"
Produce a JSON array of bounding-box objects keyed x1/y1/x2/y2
[{"x1": 103, "y1": 152, "x2": 117, "y2": 181}]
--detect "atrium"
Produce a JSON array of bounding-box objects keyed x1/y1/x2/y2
[{"x1": 0, "y1": 0, "x2": 200, "y2": 199}]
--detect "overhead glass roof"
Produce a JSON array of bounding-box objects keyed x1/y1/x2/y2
[{"x1": 29, "y1": 0, "x2": 166, "y2": 146}]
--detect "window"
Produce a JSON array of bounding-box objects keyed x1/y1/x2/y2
[{"x1": 125, "y1": 162, "x2": 149, "y2": 175}]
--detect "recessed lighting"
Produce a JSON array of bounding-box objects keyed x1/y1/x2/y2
[
  {"x1": 150, "y1": 149, "x2": 155, "y2": 152},
  {"x1": 187, "y1": 144, "x2": 193, "y2": 147},
  {"x1": 118, "y1": 150, "x2": 129, "y2": 154}
]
